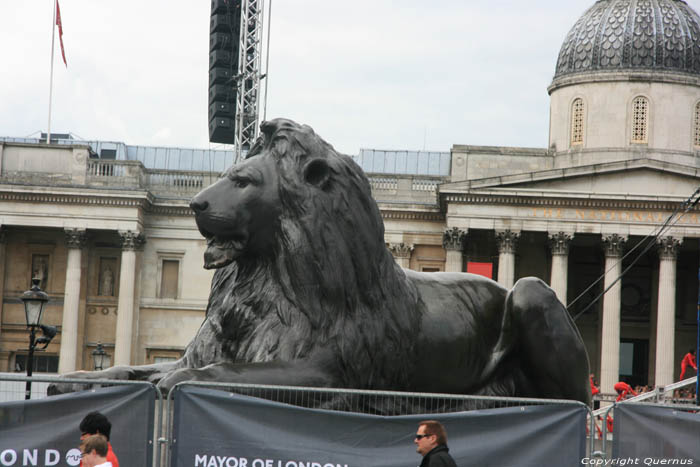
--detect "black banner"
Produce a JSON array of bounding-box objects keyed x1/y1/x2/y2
[
  {"x1": 0, "y1": 384, "x2": 155, "y2": 467},
  {"x1": 172, "y1": 386, "x2": 587, "y2": 467},
  {"x1": 613, "y1": 403, "x2": 700, "y2": 462}
]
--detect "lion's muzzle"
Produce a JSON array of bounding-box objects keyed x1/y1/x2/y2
[
  {"x1": 190, "y1": 191, "x2": 247, "y2": 269},
  {"x1": 190, "y1": 197, "x2": 209, "y2": 216}
]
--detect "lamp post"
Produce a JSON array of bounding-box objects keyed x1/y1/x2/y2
[
  {"x1": 92, "y1": 342, "x2": 108, "y2": 371},
  {"x1": 20, "y1": 278, "x2": 52, "y2": 400}
]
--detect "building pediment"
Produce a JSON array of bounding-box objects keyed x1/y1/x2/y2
[{"x1": 440, "y1": 158, "x2": 700, "y2": 201}]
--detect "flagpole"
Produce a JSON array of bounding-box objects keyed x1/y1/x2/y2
[{"x1": 47, "y1": 0, "x2": 56, "y2": 144}]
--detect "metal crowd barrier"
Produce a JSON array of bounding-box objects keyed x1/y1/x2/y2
[
  {"x1": 0, "y1": 374, "x2": 164, "y2": 467},
  {"x1": 0, "y1": 373, "x2": 52, "y2": 401},
  {"x1": 164, "y1": 381, "x2": 595, "y2": 466},
  {"x1": 594, "y1": 401, "x2": 700, "y2": 461},
  {"x1": 10, "y1": 374, "x2": 698, "y2": 466}
]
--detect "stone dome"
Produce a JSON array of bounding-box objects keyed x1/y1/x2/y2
[{"x1": 554, "y1": 0, "x2": 700, "y2": 80}]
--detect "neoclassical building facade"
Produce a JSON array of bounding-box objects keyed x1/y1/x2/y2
[
  {"x1": 0, "y1": 0, "x2": 698, "y2": 396},
  {"x1": 386, "y1": 0, "x2": 700, "y2": 394},
  {"x1": 0, "y1": 142, "x2": 222, "y2": 374}
]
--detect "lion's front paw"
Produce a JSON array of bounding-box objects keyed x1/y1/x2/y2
[
  {"x1": 47, "y1": 370, "x2": 94, "y2": 395},
  {"x1": 156, "y1": 368, "x2": 199, "y2": 394},
  {"x1": 47, "y1": 367, "x2": 134, "y2": 396}
]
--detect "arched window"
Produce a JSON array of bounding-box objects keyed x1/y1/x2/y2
[
  {"x1": 571, "y1": 98, "x2": 585, "y2": 146},
  {"x1": 694, "y1": 102, "x2": 700, "y2": 147},
  {"x1": 631, "y1": 96, "x2": 649, "y2": 143}
]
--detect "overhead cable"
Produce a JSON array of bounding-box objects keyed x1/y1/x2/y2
[{"x1": 570, "y1": 186, "x2": 700, "y2": 321}]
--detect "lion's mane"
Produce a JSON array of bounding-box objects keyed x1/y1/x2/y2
[{"x1": 183, "y1": 119, "x2": 420, "y2": 389}]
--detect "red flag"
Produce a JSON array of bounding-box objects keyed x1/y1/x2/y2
[
  {"x1": 55, "y1": 0, "x2": 67, "y2": 66},
  {"x1": 467, "y1": 261, "x2": 493, "y2": 279}
]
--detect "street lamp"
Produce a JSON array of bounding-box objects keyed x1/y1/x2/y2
[
  {"x1": 20, "y1": 278, "x2": 56, "y2": 400},
  {"x1": 92, "y1": 342, "x2": 108, "y2": 371}
]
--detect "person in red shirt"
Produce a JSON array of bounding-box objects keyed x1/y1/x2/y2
[
  {"x1": 614, "y1": 381, "x2": 637, "y2": 402},
  {"x1": 679, "y1": 349, "x2": 697, "y2": 380},
  {"x1": 594, "y1": 415, "x2": 615, "y2": 438},
  {"x1": 79, "y1": 412, "x2": 119, "y2": 467},
  {"x1": 590, "y1": 374, "x2": 600, "y2": 396}
]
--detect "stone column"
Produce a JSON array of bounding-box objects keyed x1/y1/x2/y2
[
  {"x1": 388, "y1": 243, "x2": 414, "y2": 269},
  {"x1": 114, "y1": 230, "x2": 145, "y2": 366},
  {"x1": 600, "y1": 233, "x2": 627, "y2": 395},
  {"x1": 654, "y1": 236, "x2": 681, "y2": 387},
  {"x1": 648, "y1": 265, "x2": 659, "y2": 384},
  {"x1": 548, "y1": 232, "x2": 572, "y2": 305},
  {"x1": 442, "y1": 227, "x2": 466, "y2": 272},
  {"x1": 496, "y1": 230, "x2": 519, "y2": 289},
  {"x1": 58, "y1": 229, "x2": 87, "y2": 373}
]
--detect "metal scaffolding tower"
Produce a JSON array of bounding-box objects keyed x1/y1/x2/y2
[{"x1": 234, "y1": 0, "x2": 265, "y2": 160}]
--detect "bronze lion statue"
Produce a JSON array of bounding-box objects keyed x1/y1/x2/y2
[{"x1": 50, "y1": 118, "x2": 590, "y2": 406}]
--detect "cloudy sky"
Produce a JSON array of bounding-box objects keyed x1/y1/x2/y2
[{"x1": 2, "y1": 1, "x2": 699, "y2": 155}]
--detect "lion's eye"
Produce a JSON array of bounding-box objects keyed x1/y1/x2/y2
[{"x1": 234, "y1": 179, "x2": 249, "y2": 188}]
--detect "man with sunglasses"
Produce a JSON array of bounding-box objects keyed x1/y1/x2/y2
[{"x1": 414, "y1": 420, "x2": 457, "y2": 467}]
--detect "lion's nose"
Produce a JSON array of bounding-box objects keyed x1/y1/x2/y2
[{"x1": 190, "y1": 198, "x2": 209, "y2": 214}]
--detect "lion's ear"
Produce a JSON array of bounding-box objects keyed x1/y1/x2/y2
[{"x1": 303, "y1": 158, "x2": 331, "y2": 189}]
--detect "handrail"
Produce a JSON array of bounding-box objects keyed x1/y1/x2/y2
[{"x1": 591, "y1": 376, "x2": 697, "y2": 417}]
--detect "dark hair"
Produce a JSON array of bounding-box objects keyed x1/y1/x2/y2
[
  {"x1": 690, "y1": 349, "x2": 696, "y2": 355},
  {"x1": 79, "y1": 411, "x2": 112, "y2": 440},
  {"x1": 418, "y1": 420, "x2": 447, "y2": 446},
  {"x1": 82, "y1": 435, "x2": 108, "y2": 457}
]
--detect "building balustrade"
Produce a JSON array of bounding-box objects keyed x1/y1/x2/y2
[
  {"x1": 368, "y1": 175, "x2": 446, "y2": 204},
  {"x1": 0, "y1": 142, "x2": 446, "y2": 202}
]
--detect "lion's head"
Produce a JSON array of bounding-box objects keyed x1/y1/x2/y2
[
  {"x1": 189, "y1": 118, "x2": 419, "y2": 388},
  {"x1": 190, "y1": 145, "x2": 284, "y2": 269},
  {"x1": 191, "y1": 118, "x2": 390, "y2": 274}
]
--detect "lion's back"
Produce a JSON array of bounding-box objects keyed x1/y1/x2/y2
[
  {"x1": 404, "y1": 269, "x2": 507, "y2": 312},
  {"x1": 404, "y1": 269, "x2": 507, "y2": 341},
  {"x1": 400, "y1": 270, "x2": 509, "y2": 392}
]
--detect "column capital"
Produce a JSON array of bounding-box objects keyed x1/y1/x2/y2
[
  {"x1": 64, "y1": 228, "x2": 87, "y2": 249},
  {"x1": 119, "y1": 230, "x2": 146, "y2": 251},
  {"x1": 602, "y1": 233, "x2": 627, "y2": 258},
  {"x1": 549, "y1": 231, "x2": 572, "y2": 256},
  {"x1": 442, "y1": 227, "x2": 466, "y2": 251},
  {"x1": 495, "y1": 229, "x2": 519, "y2": 254},
  {"x1": 388, "y1": 243, "x2": 414, "y2": 259},
  {"x1": 657, "y1": 236, "x2": 682, "y2": 260}
]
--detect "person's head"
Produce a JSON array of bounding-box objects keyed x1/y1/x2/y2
[
  {"x1": 414, "y1": 420, "x2": 447, "y2": 456},
  {"x1": 79, "y1": 411, "x2": 112, "y2": 441},
  {"x1": 690, "y1": 349, "x2": 696, "y2": 356},
  {"x1": 80, "y1": 435, "x2": 108, "y2": 467}
]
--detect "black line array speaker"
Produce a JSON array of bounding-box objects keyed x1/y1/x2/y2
[{"x1": 208, "y1": 0, "x2": 241, "y2": 144}]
